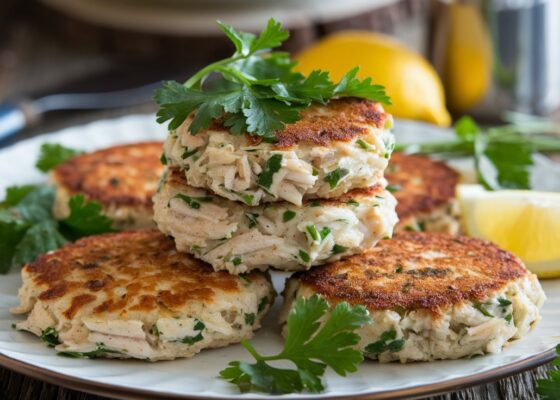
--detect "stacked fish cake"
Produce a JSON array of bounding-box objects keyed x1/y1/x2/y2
[{"x1": 154, "y1": 98, "x2": 399, "y2": 273}]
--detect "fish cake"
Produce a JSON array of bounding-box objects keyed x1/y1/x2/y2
[
  {"x1": 164, "y1": 99, "x2": 394, "y2": 206},
  {"x1": 51, "y1": 142, "x2": 164, "y2": 229},
  {"x1": 386, "y1": 153, "x2": 460, "y2": 233},
  {"x1": 153, "y1": 167, "x2": 398, "y2": 274},
  {"x1": 281, "y1": 232, "x2": 545, "y2": 363},
  {"x1": 11, "y1": 230, "x2": 275, "y2": 361}
]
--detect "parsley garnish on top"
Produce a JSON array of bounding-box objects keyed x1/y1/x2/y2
[
  {"x1": 219, "y1": 294, "x2": 370, "y2": 394},
  {"x1": 154, "y1": 18, "x2": 390, "y2": 139}
]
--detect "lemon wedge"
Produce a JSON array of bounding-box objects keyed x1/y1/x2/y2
[
  {"x1": 295, "y1": 31, "x2": 451, "y2": 127},
  {"x1": 458, "y1": 184, "x2": 560, "y2": 278}
]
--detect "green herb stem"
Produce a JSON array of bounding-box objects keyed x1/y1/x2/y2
[{"x1": 184, "y1": 56, "x2": 244, "y2": 89}]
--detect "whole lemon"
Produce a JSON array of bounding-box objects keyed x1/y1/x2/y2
[
  {"x1": 444, "y1": 2, "x2": 493, "y2": 113},
  {"x1": 295, "y1": 31, "x2": 451, "y2": 127}
]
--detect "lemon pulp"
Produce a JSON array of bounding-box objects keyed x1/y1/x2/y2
[{"x1": 459, "y1": 185, "x2": 560, "y2": 278}]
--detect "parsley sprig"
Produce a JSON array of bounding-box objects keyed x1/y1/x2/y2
[
  {"x1": 396, "y1": 115, "x2": 560, "y2": 190},
  {"x1": 35, "y1": 143, "x2": 83, "y2": 172},
  {"x1": 220, "y1": 294, "x2": 370, "y2": 394},
  {"x1": 154, "y1": 18, "x2": 390, "y2": 139},
  {"x1": 0, "y1": 186, "x2": 116, "y2": 273},
  {"x1": 536, "y1": 345, "x2": 560, "y2": 399}
]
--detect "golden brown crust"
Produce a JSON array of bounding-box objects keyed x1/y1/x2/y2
[
  {"x1": 295, "y1": 232, "x2": 528, "y2": 315},
  {"x1": 52, "y1": 142, "x2": 164, "y2": 209},
  {"x1": 166, "y1": 166, "x2": 386, "y2": 206},
  {"x1": 24, "y1": 230, "x2": 251, "y2": 318},
  {"x1": 386, "y1": 153, "x2": 459, "y2": 220},
  {"x1": 213, "y1": 98, "x2": 388, "y2": 148}
]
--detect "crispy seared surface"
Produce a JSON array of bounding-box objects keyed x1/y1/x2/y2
[
  {"x1": 296, "y1": 232, "x2": 528, "y2": 315},
  {"x1": 386, "y1": 153, "x2": 459, "y2": 220},
  {"x1": 212, "y1": 98, "x2": 388, "y2": 148},
  {"x1": 24, "y1": 230, "x2": 247, "y2": 319},
  {"x1": 52, "y1": 142, "x2": 164, "y2": 208},
  {"x1": 166, "y1": 166, "x2": 386, "y2": 206}
]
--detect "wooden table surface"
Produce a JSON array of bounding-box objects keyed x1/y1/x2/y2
[{"x1": 0, "y1": 3, "x2": 558, "y2": 400}]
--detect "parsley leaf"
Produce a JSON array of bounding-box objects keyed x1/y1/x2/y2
[
  {"x1": 324, "y1": 168, "x2": 349, "y2": 189},
  {"x1": 473, "y1": 300, "x2": 494, "y2": 317},
  {"x1": 35, "y1": 143, "x2": 83, "y2": 172},
  {"x1": 298, "y1": 250, "x2": 311, "y2": 264},
  {"x1": 0, "y1": 185, "x2": 38, "y2": 207},
  {"x1": 250, "y1": 18, "x2": 290, "y2": 54},
  {"x1": 243, "y1": 90, "x2": 302, "y2": 139},
  {"x1": 245, "y1": 212, "x2": 259, "y2": 228},
  {"x1": 59, "y1": 194, "x2": 116, "y2": 240},
  {"x1": 181, "y1": 320, "x2": 205, "y2": 345},
  {"x1": 282, "y1": 210, "x2": 296, "y2": 222},
  {"x1": 0, "y1": 186, "x2": 116, "y2": 273},
  {"x1": 332, "y1": 244, "x2": 347, "y2": 254},
  {"x1": 154, "y1": 19, "x2": 390, "y2": 138},
  {"x1": 306, "y1": 225, "x2": 319, "y2": 241},
  {"x1": 364, "y1": 329, "x2": 405, "y2": 357},
  {"x1": 334, "y1": 66, "x2": 391, "y2": 104},
  {"x1": 40, "y1": 327, "x2": 60, "y2": 347},
  {"x1": 258, "y1": 154, "x2": 283, "y2": 190},
  {"x1": 58, "y1": 343, "x2": 123, "y2": 359},
  {"x1": 536, "y1": 345, "x2": 560, "y2": 399},
  {"x1": 170, "y1": 193, "x2": 213, "y2": 210},
  {"x1": 286, "y1": 70, "x2": 336, "y2": 104},
  {"x1": 0, "y1": 212, "x2": 31, "y2": 273},
  {"x1": 396, "y1": 115, "x2": 560, "y2": 190},
  {"x1": 220, "y1": 294, "x2": 370, "y2": 394},
  {"x1": 12, "y1": 220, "x2": 67, "y2": 268}
]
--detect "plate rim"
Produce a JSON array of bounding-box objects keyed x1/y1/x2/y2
[{"x1": 0, "y1": 347, "x2": 555, "y2": 400}]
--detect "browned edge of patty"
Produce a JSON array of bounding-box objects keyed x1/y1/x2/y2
[
  {"x1": 165, "y1": 166, "x2": 387, "y2": 206},
  {"x1": 387, "y1": 153, "x2": 459, "y2": 220},
  {"x1": 204, "y1": 98, "x2": 388, "y2": 149},
  {"x1": 52, "y1": 142, "x2": 164, "y2": 208},
  {"x1": 293, "y1": 232, "x2": 528, "y2": 316},
  {"x1": 23, "y1": 230, "x2": 255, "y2": 318}
]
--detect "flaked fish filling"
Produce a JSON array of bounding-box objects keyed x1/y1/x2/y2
[
  {"x1": 153, "y1": 173, "x2": 398, "y2": 274},
  {"x1": 164, "y1": 118, "x2": 394, "y2": 206},
  {"x1": 281, "y1": 275, "x2": 545, "y2": 363}
]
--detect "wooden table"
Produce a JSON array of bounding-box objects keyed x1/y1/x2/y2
[{"x1": 0, "y1": 3, "x2": 557, "y2": 400}]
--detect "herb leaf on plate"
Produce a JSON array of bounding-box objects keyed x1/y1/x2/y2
[
  {"x1": 35, "y1": 143, "x2": 83, "y2": 172},
  {"x1": 396, "y1": 115, "x2": 560, "y2": 190},
  {"x1": 536, "y1": 344, "x2": 560, "y2": 399},
  {"x1": 59, "y1": 194, "x2": 116, "y2": 240},
  {"x1": 220, "y1": 294, "x2": 370, "y2": 394},
  {"x1": 154, "y1": 18, "x2": 390, "y2": 139},
  {"x1": 12, "y1": 220, "x2": 67, "y2": 268},
  {"x1": 0, "y1": 185, "x2": 116, "y2": 273}
]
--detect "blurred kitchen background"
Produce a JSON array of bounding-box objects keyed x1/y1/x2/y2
[{"x1": 1, "y1": 0, "x2": 559, "y2": 143}]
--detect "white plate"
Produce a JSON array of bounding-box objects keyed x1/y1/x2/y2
[{"x1": 0, "y1": 114, "x2": 558, "y2": 400}]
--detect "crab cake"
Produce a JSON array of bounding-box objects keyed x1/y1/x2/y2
[
  {"x1": 153, "y1": 167, "x2": 398, "y2": 274},
  {"x1": 281, "y1": 232, "x2": 545, "y2": 363},
  {"x1": 51, "y1": 142, "x2": 164, "y2": 229},
  {"x1": 164, "y1": 98, "x2": 394, "y2": 206},
  {"x1": 11, "y1": 230, "x2": 275, "y2": 361},
  {"x1": 386, "y1": 153, "x2": 460, "y2": 234}
]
